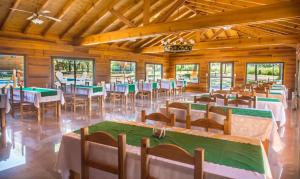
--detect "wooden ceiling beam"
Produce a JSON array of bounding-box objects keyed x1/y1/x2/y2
[
  {"x1": 72, "y1": 0, "x2": 119, "y2": 38},
  {"x1": 41, "y1": 0, "x2": 76, "y2": 36},
  {"x1": 81, "y1": 1, "x2": 300, "y2": 45},
  {"x1": 109, "y1": 8, "x2": 136, "y2": 27},
  {"x1": 0, "y1": 0, "x2": 22, "y2": 30},
  {"x1": 143, "y1": 0, "x2": 150, "y2": 25},
  {"x1": 23, "y1": 0, "x2": 51, "y2": 34},
  {"x1": 208, "y1": 28, "x2": 224, "y2": 40},
  {"x1": 140, "y1": 35, "x2": 300, "y2": 53},
  {"x1": 152, "y1": 0, "x2": 186, "y2": 23}
]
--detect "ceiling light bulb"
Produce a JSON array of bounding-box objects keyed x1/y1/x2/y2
[
  {"x1": 167, "y1": 39, "x2": 171, "y2": 43},
  {"x1": 179, "y1": 37, "x2": 184, "y2": 42},
  {"x1": 189, "y1": 39, "x2": 195, "y2": 44},
  {"x1": 223, "y1": 25, "x2": 232, "y2": 30}
]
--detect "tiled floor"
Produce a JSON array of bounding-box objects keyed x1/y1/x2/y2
[{"x1": 0, "y1": 93, "x2": 299, "y2": 179}]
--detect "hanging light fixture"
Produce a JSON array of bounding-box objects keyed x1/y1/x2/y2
[{"x1": 161, "y1": 37, "x2": 195, "y2": 53}]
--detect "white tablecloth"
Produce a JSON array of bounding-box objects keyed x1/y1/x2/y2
[
  {"x1": 160, "y1": 106, "x2": 284, "y2": 153},
  {"x1": 105, "y1": 84, "x2": 138, "y2": 96},
  {"x1": 267, "y1": 90, "x2": 287, "y2": 108},
  {"x1": 66, "y1": 86, "x2": 106, "y2": 98},
  {"x1": 11, "y1": 89, "x2": 65, "y2": 108},
  {"x1": 0, "y1": 94, "x2": 10, "y2": 113},
  {"x1": 160, "y1": 80, "x2": 175, "y2": 90},
  {"x1": 56, "y1": 121, "x2": 271, "y2": 179}
]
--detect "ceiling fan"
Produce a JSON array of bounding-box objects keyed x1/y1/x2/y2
[{"x1": 10, "y1": 8, "x2": 61, "y2": 25}]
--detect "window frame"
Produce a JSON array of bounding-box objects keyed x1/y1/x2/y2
[
  {"x1": 245, "y1": 62, "x2": 284, "y2": 84},
  {"x1": 51, "y1": 56, "x2": 95, "y2": 86},
  {"x1": 175, "y1": 63, "x2": 200, "y2": 84},
  {"x1": 208, "y1": 62, "x2": 234, "y2": 91},
  {"x1": 145, "y1": 63, "x2": 163, "y2": 81},
  {"x1": 0, "y1": 53, "x2": 27, "y2": 86},
  {"x1": 110, "y1": 60, "x2": 137, "y2": 83}
]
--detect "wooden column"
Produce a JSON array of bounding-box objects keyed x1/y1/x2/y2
[{"x1": 296, "y1": 44, "x2": 300, "y2": 96}]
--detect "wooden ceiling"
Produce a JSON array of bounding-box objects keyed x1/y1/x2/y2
[{"x1": 0, "y1": 0, "x2": 300, "y2": 53}]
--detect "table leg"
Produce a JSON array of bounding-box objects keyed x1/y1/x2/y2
[
  {"x1": 56, "y1": 101, "x2": 61, "y2": 120},
  {"x1": 1, "y1": 108, "x2": 6, "y2": 129},
  {"x1": 37, "y1": 107, "x2": 41, "y2": 123},
  {"x1": 88, "y1": 97, "x2": 92, "y2": 113}
]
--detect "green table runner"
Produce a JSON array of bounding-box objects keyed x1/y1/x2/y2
[
  {"x1": 76, "y1": 121, "x2": 265, "y2": 174},
  {"x1": 190, "y1": 103, "x2": 273, "y2": 119},
  {"x1": 76, "y1": 85, "x2": 103, "y2": 93},
  {"x1": 270, "y1": 91, "x2": 282, "y2": 95},
  {"x1": 21, "y1": 87, "x2": 57, "y2": 97},
  {"x1": 201, "y1": 94, "x2": 280, "y2": 103},
  {"x1": 152, "y1": 82, "x2": 158, "y2": 89},
  {"x1": 271, "y1": 87, "x2": 284, "y2": 90}
]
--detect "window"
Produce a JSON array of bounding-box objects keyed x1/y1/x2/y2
[
  {"x1": 209, "y1": 62, "x2": 234, "y2": 91},
  {"x1": 246, "y1": 63, "x2": 283, "y2": 84},
  {"x1": 175, "y1": 64, "x2": 199, "y2": 83},
  {"x1": 52, "y1": 57, "x2": 94, "y2": 86},
  {"x1": 145, "y1": 63, "x2": 162, "y2": 81},
  {"x1": 110, "y1": 61, "x2": 136, "y2": 83},
  {"x1": 0, "y1": 54, "x2": 25, "y2": 88}
]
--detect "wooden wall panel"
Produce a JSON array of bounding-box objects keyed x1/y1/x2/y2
[
  {"x1": 169, "y1": 48, "x2": 296, "y2": 92},
  {"x1": 0, "y1": 37, "x2": 169, "y2": 87}
]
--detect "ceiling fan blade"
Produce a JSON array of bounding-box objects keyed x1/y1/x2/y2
[
  {"x1": 27, "y1": 14, "x2": 37, "y2": 20},
  {"x1": 40, "y1": 15, "x2": 61, "y2": 22},
  {"x1": 10, "y1": 8, "x2": 33, "y2": 14}
]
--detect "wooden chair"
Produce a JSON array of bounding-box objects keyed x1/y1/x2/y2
[
  {"x1": 187, "y1": 105, "x2": 232, "y2": 135},
  {"x1": 166, "y1": 101, "x2": 191, "y2": 127},
  {"x1": 64, "y1": 85, "x2": 87, "y2": 112},
  {"x1": 236, "y1": 94, "x2": 257, "y2": 108},
  {"x1": 109, "y1": 83, "x2": 124, "y2": 105},
  {"x1": 10, "y1": 86, "x2": 36, "y2": 119},
  {"x1": 137, "y1": 80, "x2": 152, "y2": 100},
  {"x1": 243, "y1": 83, "x2": 253, "y2": 91},
  {"x1": 211, "y1": 93, "x2": 228, "y2": 104},
  {"x1": 141, "y1": 110, "x2": 175, "y2": 126},
  {"x1": 81, "y1": 128, "x2": 126, "y2": 179},
  {"x1": 230, "y1": 86, "x2": 245, "y2": 93},
  {"x1": 141, "y1": 137, "x2": 204, "y2": 179},
  {"x1": 211, "y1": 89, "x2": 229, "y2": 95},
  {"x1": 174, "y1": 80, "x2": 184, "y2": 96},
  {"x1": 194, "y1": 95, "x2": 216, "y2": 104},
  {"x1": 254, "y1": 86, "x2": 269, "y2": 98}
]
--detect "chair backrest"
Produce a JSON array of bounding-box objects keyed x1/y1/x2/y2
[
  {"x1": 236, "y1": 94, "x2": 257, "y2": 108},
  {"x1": 187, "y1": 105, "x2": 232, "y2": 135},
  {"x1": 244, "y1": 83, "x2": 253, "y2": 91},
  {"x1": 254, "y1": 86, "x2": 269, "y2": 97},
  {"x1": 194, "y1": 96, "x2": 215, "y2": 104},
  {"x1": 225, "y1": 98, "x2": 252, "y2": 108},
  {"x1": 166, "y1": 101, "x2": 191, "y2": 127},
  {"x1": 81, "y1": 128, "x2": 126, "y2": 179},
  {"x1": 141, "y1": 137, "x2": 204, "y2": 179},
  {"x1": 141, "y1": 110, "x2": 175, "y2": 126},
  {"x1": 230, "y1": 86, "x2": 245, "y2": 93},
  {"x1": 211, "y1": 89, "x2": 228, "y2": 95},
  {"x1": 211, "y1": 93, "x2": 228, "y2": 104}
]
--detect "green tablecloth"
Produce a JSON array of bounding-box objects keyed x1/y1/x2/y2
[
  {"x1": 76, "y1": 85, "x2": 103, "y2": 93},
  {"x1": 190, "y1": 103, "x2": 273, "y2": 119},
  {"x1": 77, "y1": 121, "x2": 265, "y2": 174},
  {"x1": 21, "y1": 87, "x2": 57, "y2": 97}
]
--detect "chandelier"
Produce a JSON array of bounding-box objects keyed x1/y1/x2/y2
[{"x1": 161, "y1": 37, "x2": 195, "y2": 53}]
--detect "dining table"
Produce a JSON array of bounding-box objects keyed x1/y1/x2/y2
[
  {"x1": 11, "y1": 87, "x2": 65, "y2": 122},
  {"x1": 66, "y1": 85, "x2": 106, "y2": 112},
  {"x1": 0, "y1": 94, "x2": 10, "y2": 128},
  {"x1": 215, "y1": 96, "x2": 286, "y2": 126},
  {"x1": 56, "y1": 120, "x2": 272, "y2": 179},
  {"x1": 160, "y1": 102, "x2": 284, "y2": 153}
]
